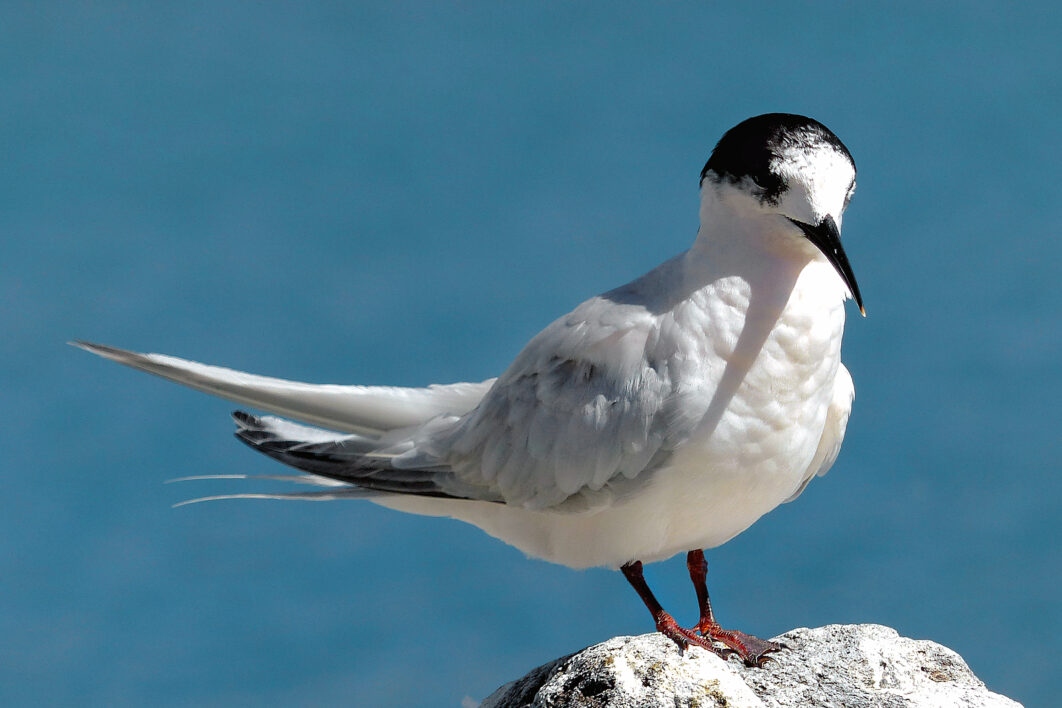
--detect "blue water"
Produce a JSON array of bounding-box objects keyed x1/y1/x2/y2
[{"x1": 4, "y1": 3, "x2": 1059, "y2": 706}]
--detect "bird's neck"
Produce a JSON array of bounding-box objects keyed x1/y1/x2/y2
[
  {"x1": 689, "y1": 191, "x2": 805, "y2": 282},
  {"x1": 693, "y1": 185, "x2": 816, "y2": 263},
  {"x1": 680, "y1": 186, "x2": 848, "y2": 316}
]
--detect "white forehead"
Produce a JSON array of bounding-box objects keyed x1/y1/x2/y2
[{"x1": 772, "y1": 143, "x2": 855, "y2": 223}]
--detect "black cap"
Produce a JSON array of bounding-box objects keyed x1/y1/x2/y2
[{"x1": 700, "y1": 114, "x2": 854, "y2": 204}]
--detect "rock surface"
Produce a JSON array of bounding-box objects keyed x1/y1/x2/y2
[{"x1": 482, "y1": 624, "x2": 1022, "y2": 707}]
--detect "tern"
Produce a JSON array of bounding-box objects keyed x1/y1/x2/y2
[{"x1": 75, "y1": 113, "x2": 863, "y2": 666}]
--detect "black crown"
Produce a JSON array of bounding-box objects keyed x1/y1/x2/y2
[{"x1": 700, "y1": 114, "x2": 854, "y2": 203}]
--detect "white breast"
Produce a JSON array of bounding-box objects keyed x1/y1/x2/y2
[
  {"x1": 646, "y1": 258, "x2": 847, "y2": 557},
  {"x1": 378, "y1": 255, "x2": 849, "y2": 569}
]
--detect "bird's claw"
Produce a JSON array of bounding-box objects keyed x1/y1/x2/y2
[
  {"x1": 695, "y1": 622, "x2": 783, "y2": 667},
  {"x1": 654, "y1": 613, "x2": 737, "y2": 661}
]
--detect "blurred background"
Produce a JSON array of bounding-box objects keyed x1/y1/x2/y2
[{"x1": 3, "y1": 3, "x2": 1059, "y2": 706}]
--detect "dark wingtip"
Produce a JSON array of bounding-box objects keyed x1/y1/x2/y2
[
  {"x1": 232, "y1": 411, "x2": 266, "y2": 448},
  {"x1": 231, "y1": 410, "x2": 258, "y2": 426}
]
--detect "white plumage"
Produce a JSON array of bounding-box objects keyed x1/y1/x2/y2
[{"x1": 76, "y1": 113, "x2": 864, "y2": 664}]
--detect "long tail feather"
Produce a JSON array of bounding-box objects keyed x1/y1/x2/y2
[
  {"x1": 173, "y1": 488, "x2": 378, "y2": 507},
  {"x1": 166, "y1": 474, "x2": 351, "y2": 487},
  {"x1": 71, "y1": 340, "x2": 493, "y2": 435}
]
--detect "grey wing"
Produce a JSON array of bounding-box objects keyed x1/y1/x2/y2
[
  {"x1": 784, "y1": 363, "x2": 855, "y2": 503},
  {"x1": 396, "y1": 299, "x2": 674, "y2": 509}
]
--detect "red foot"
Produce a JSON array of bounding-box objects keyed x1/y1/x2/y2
[
  {"x1": 655, "y1": 611, "x2": 737, "y2": 660},
  {"x1": 694, "y1": 620, "x2": 783, "y2": 667}
]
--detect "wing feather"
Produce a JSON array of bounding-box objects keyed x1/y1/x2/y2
[{"x1": 414, "y1": 297, "x2": 674, "y2": 509}]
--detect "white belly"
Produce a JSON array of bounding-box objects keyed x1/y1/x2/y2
[
  {"x1": 377, "y1": 429, "x2": 819, "y2": 569},
  {"x1": 379, "y1": 261, "x2": 848, "y2": 569}
]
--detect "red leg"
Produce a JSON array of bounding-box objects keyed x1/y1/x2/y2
[
  {"x1": 686, "y1": 549, "x2": 783, "y2": 667},
  {"x1": 620, "y1": 560, "x2": 730, "y2": 659}
]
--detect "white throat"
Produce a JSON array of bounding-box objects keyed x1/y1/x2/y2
[{"x1": 689, "y1": 181, "x2": 849, "y2": 310}]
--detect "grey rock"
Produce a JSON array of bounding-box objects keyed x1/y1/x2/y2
[{"x1": 481, "y1": 624, "x2": 1022, "y2": 708}]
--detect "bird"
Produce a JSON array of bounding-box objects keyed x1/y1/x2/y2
[{"x1": 75, "y1": 113, "x2": 863, "y2": 667}]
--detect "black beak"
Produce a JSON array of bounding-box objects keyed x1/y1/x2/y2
[{"x1": 787, "y1": 215, "x2": 865, "y2": 316}]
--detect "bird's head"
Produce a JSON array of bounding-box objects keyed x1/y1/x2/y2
[{"x1": 699, "y1": 113, "x2": 864, "y2": 315}]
